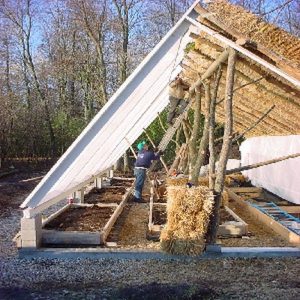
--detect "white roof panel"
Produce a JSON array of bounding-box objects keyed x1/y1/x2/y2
[{"x1": 21, "y1": 2, "x2": 198, "y2": 215}]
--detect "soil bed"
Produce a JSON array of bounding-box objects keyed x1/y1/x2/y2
[
  {"x1": 44, "y1": 206, "x2": 115, "y2": 232},
  {"x1": 154, "y1": 196, "x2": 167, "y2": 204},
  {"x1": 110, "y1": 178, "x2": 134, "y2": 187},
  {"x1": 152, "y1": 205, "x2": 167, "y2": 225},
  {"x1": 85, "y1": 187, "x2": 126, "y2": 204},
  {"x1": 219, "y1": 208, "x2": 236, "y2": 222}
]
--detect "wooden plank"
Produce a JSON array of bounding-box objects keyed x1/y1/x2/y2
[
  {"x1": 279, "y1": 206, "x2": 300, "y2": 214},
  {"x1": 225, "y1": 206, "x2": 248, "y2": 226},
  {"x1": 111, "y1": 177, "x2": 135, "y2": 181},
  {"x1": 41, "y1": 230, "x2": 101, "y2": 245},
  {"x1": 71, "y1": 203, "x2": 119, "y2": 208},
  {"x1": 229, "y1": 187, "x2": 263, "y2": 193},
  {"x1": 42, "y1": 204, "x2": 71, "y2": 227},
  {"x1": 227, "y1": 189, "x2": 300, "y2": 245},
  {"x1": 101, "y1": 186, "x2": 133, "y2": 242},
  {"x1": 148, "y1": 187, "x2": 154, "y2": 231}
]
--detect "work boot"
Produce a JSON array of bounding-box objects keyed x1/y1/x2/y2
[{"x1": 133, "y1": 196, "x2": 147, "y2": 203}]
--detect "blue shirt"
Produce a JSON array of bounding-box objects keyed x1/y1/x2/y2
[{"x1": 135, "y1": 150, "x2": 160, "y2": 168}]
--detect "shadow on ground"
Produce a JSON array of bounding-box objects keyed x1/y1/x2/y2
[{"x1": 111, "y1": 282, "x2": 219, "y2": 300}]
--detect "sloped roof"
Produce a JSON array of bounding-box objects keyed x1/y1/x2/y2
[
  {"x1": 20, "y1": 2, "x2": 197, "y2": 216},
  {"x1": 182, "y1": 1, "x2": 300, "y2": 137},
  {"x1": 21, "y1": 0, "x2": 300, "y2": 216}
]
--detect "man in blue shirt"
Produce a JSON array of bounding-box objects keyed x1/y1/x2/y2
[{"x1": 133, "y1": 142, "x2": 161, "y2": 203}]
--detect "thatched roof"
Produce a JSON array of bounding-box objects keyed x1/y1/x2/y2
[{"x1": 181, "y1": 0, "x2": 300, "y2": 137}]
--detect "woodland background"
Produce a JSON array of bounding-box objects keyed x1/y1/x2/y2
[{"x1": 0, "y1": 0, "x2": 299, "y2": 166}]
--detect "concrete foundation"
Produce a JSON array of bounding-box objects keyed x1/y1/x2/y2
[{"x1": 20, "y1": 214, "x2": 42, "y2": 248}]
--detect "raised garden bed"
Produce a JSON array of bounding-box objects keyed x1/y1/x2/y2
[
  {"x1": 85, "y1": 186, "x2": 127, "y2": 204},
  {"x1": 44, "y1": 205, "x2": 115, "y2": 232},
  {"x1": 41, "y1": 182, "x2": 133, "y2": 246},
  {"x1": 148, "y1": 200, "x2": 248, "y2": 240}
]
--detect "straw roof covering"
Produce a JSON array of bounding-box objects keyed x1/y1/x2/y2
[{"x1": 181, "y1": 0, "x2": 300, "y2": 137}]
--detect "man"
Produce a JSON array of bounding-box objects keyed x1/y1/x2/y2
[
  {"x1": 133, "y1": 142, "x2": 161, "y2": 203},
  {"x1": 167, "y1": 76, "x2": 189, "y2": 125}
]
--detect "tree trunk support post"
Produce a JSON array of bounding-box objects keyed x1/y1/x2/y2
[
  {"x1": 209, "y1": 67, "x2": 222, "y2": 189},
  {"x1": 207, "y1": 48, "x2": 237, "y2": 244}
]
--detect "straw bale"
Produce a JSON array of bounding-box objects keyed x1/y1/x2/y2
[
  {"x1": 207, "y1": 0, "x2": 300, "y2": 67},
  {"x1": 160, "y1": 184, "x2": 214, "y2": 255}
]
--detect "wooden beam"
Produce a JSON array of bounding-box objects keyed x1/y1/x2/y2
[
  {"x1": 232, "y1": 105, "x2": 276, "y2": 142},
  {"x1": 42, "y1": 204, "x2": 71, "y2": 227},
  {"x1": 226, "y1": 152, "x2": 300, "y2": 175},
  {"x1": 189, "y1": 49, "x2": 229, "y2": 95},
  {"x1": 206, "y1": 48, "x2": 237, "y2": 244},
  {"x1": 143, "y1": 129, "x2": 169, "y2": 173},
  {"x1": 229, "y1": 187, "x2": 263, "y2": 194},
  {"x1": 279, "y1": 206, "x2": 300, "y2": 214},
  {"x1": 101, "y1": 187, "x2": 133, "y2": 243},
  {"x1": 227, "y1": 189, "x2": 300, "y2": 245}
]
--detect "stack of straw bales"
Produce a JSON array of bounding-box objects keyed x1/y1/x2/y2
[{"x1": 160, "y1": 183, "x2": 214, "y2": 255}]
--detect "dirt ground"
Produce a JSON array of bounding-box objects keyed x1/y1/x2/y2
[{"x1": 1, "y1": 166, "x2": 300, "y2": 299}]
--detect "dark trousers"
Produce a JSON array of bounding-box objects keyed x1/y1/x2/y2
[
  {"x1": 167, "y1": 96, "x2": 188, "y2": 124},
  {"x1": 134, "y1": 168, "x2": 146, "y2": 199}
]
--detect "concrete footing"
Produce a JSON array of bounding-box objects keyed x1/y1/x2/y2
[
  {"x1": 94, "y1": 177, "x2": 103, "y2": 188},
  {"x1": 18, "y1": 247, "x2": 300, "y2": 260},
  {"x1": 20, "y1": 214, "x2": 42, "y2": 248},
  {"x1": 74, "y1": 188, "x2": 85, "y2": 203}
]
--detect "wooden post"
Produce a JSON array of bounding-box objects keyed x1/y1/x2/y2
[
  {"x1": 168, "y1": 143, "x2": 187, "y2": 175},
  {"x1": 206, "y1": 48, "x2": 237, "y2": 244},
  {"x1": 189, "y1": 49, "x2": 229, "y2": 95},
  {"x1": 125, "y1": 137, "x2": 137, "y2": 159},
  {"x1": 190, "y1": 81, "x2": 211, "y2": 185},
  {"x1": 209, "y1": 67, "x2": 222, "y2": 189},
  {"x1": 188, "y1": 88, "x2": 201, "y2": 167}
]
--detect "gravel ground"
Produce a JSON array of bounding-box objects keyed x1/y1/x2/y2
[{"x1": 1, "y1": 172, "x2": 300, "y2": 299}]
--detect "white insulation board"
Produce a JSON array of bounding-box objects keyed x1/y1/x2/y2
[{"x1": 240, "y1": 135, "x2": 300, "y2": 204}]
